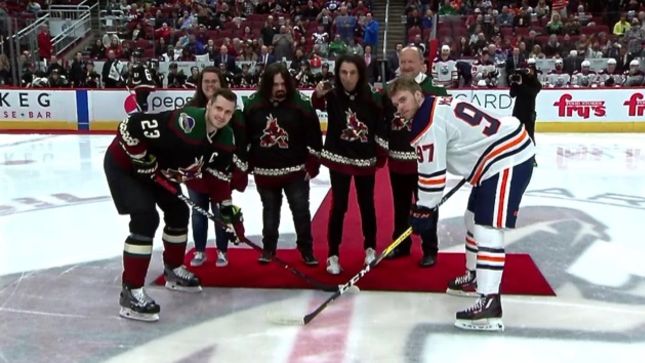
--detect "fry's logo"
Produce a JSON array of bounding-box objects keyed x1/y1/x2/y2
[
  {"x1": 623, "y1": 93, "x2": 645, "y2": 117},
  {"x1": 553, "y1": 94, "x2": 606, "y2": 118}
]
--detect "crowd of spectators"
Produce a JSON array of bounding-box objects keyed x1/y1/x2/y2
[
  {"x1": 405, "y1": 0, "x2": 645, "y2": 88},
  {"x1": 4, "y1": 0, "x2": 385, "y2": 88},
  {"x1": 2, "y1": 0, "x2": 644, "y2": 88}
]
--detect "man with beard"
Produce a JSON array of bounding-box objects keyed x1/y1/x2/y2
[
  {"x1": 242, "y1": 63, "x2": 323, "y2": 266},
  {"x1": 389, "y1": 77, "x2": 534, "y2": 332},
  {"x1": 383, "y1": 46, "x2": 448, "y2": 268}
]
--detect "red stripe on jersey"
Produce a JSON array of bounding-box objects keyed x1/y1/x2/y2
[
  {"x1": 466, "y1": 236, "x2": 477, "y2": 248},
  {"x1": 496, "y1": 169, "x2": 510, "y2": 228}
]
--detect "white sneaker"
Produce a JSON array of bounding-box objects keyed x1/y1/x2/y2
[
  {"x1": 190, "y1": 251, "x2": 206, "y2": 267},
  {"x1": 326, "y1": 255, "x2": 342, "y2": 275},
  {"x1": 216, "y1": 251, "x2": 228, "y2": 267},
  {"x1": 364, "y1": 248, "x2": 376, "y2": 265}
]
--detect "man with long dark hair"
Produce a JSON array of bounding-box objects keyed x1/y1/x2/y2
[
  {"x1": 243, "y1": 63, "x2": 323, "y2": 265},
  {"x1": 311, "y1": 54, "x2": 387, "y2": 274}
]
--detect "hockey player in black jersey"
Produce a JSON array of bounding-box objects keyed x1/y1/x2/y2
[
  {"x1": 103, "y1": 88, "x2": 240, "y2": 322},
  {"x1": 146, "y1": 58, "x2": 163, "y2": 88},
  {"x1": 311, "y1": 54, "x2": 388, "y2": 274},
  {"x1": 126, "y1": 49, "x2": 156, "y2": 112}
]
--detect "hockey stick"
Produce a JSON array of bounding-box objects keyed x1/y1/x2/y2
[
  {"x1": 272, "y1": 178, "x2": 467, "y2": 326},
  {"x1": 153, "y1": 175, "x2": 338, "y2": 292}
]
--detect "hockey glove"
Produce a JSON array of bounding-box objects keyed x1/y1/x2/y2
[
  {"x1": 220, "y1": 201, "x2": 245, "y2": 243},
  {"x1": 409, "y1": 204, "x2": 436, "y2": 235},
  {"x1": 132, "y1": 154, "x2": 158, "y2": 179}
]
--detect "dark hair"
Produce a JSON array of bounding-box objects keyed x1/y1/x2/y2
[
  {"x1": 188, "y1": 66, "x2": 228, "y2": 107},
  {"x1": 258, "y1": 63, "x2": 296, "y2": 101},
  {"x1": 209, "y1": 88, "x2": 238, "y2": 105},
  {"x1": 333, "y1": 54, "x2": 371, "y2": 102}
]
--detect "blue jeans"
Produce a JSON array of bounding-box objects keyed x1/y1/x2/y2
[
  {"x1": 187, "y1": 189, "x2": 228, "y2": 252},
  {"x1": 256, "y1": 178, "x2": 313, "y2": 253}
]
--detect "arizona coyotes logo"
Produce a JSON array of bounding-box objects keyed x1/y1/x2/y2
[
  {"x1": 162, "y1": 156, "x2": 204, "y2": 182},
  {"x1": 340, "y1": 109, "x2": 369, "y2": 142},
  {"x1": 391, "y1": 112, "x2": 411, "y2": 131},
  {"x1": 260, "y1": 113, "x2": 289, "y2": 148}
]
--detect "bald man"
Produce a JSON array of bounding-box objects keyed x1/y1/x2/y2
[
  {"x1": 384, "y1": 46, "x2": 448, "y2": 267},
  {"x1": 215, "y1": 45, "x2": 237, "y2": 73}
]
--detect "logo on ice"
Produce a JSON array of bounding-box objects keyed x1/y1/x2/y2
[
  {"x1": 553, "y1": 94, "x2": 606, "y2": 118},
  {"x1": 623, "y1": 93, "x2": 645, "y2": 117}
]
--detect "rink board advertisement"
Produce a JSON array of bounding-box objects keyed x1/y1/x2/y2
[
  {"x1": 1, "y1": 88, "x2": 644, "y2": 132},
  {"x1": 0, "y1": 90, "x2": 79, "y2": 130},
  {"x1": 86, "y1": 89, "x2": 328, "y2": 132}
]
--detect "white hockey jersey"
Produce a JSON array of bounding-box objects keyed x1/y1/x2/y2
[
  {"x1": 431, "y1": 57, "x2": 458, "y2": 87},
  {"x1": 409, "y1": 96, "x2": 535, "y2": 209}
]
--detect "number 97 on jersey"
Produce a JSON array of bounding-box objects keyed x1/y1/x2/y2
[{"x1": 416, "y1": 143, "x2": 434, "y2": 163}]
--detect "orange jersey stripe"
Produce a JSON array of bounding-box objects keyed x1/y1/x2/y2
[
  {"x1": 470, "y1": 129, "x2": 529, "y2": 185},
  {"x1": 478, "y1": 255, "x2": 506, "y2": 263},
  {"x1": 418, "y1": 176, "x2": 446, "y2": 186}
]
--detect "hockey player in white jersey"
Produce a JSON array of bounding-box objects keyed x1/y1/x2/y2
[{"x1": 388, "y1": 77, "x2": 535, "y2": 331}]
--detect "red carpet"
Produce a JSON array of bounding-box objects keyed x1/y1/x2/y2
[{"x1": 156, "y1": 167, "x2": 555, "y2": 296}]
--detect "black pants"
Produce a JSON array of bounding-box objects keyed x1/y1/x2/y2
[
  {"x1": 327, "y1": 170, "x2": 376, "y2": 257},
  {"x1": 524, "y1": 112, "x2": 536, "y2": 144},
  {"x1": 389, "y1": 170, "x2": 439, "y2": 256},
  {"x1": 104, "y1": 151, "x2": 189, "y2": 287},
  {"x1": 256, "y1": 178, "x2": 313, "y2": 253},
  {"x1": 516, "y1": 112, "x2": 536, "y2": 144},
  {"x1": 104, "y1": 151, "x2": 188, "y2": 236}
]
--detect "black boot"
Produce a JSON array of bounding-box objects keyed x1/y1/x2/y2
[
  {"x1": 418, "y1": 253, "x2": 437, "y2": 267},
  {"x1": 299, "y1": 246, "x2": 319, "y2": 266}
]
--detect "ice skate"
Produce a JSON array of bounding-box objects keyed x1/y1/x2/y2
[
  {"x1": 119, "y1": 285, "x2": 160, "y2": 322},
  {"x1": 164, "y1": 265, "x2": 202, "y2": 292},
  {"x1": 446, "y1": 270, "x2": 478, "y2": 297},
  {"x1": 454, "y1": 294, "x2": 504, "y2": 332}
]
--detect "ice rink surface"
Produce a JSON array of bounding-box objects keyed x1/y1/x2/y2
[{"x1": 1, "y1": 133, "x2": 645, "y2": 362}]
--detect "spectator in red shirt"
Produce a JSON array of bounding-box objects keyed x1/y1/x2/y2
[
  {"x1": 37, "y1": 25, "x2": 52, "y2": 61},
  {"x1": 155, "y1": 23, "x2": 172, "y2": 42}
]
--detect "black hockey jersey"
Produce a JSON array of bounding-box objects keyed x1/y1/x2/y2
[{"x1": 107, "y1": 107, "x2": 236, "y2": 196}]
